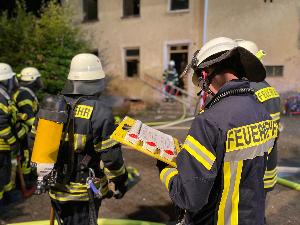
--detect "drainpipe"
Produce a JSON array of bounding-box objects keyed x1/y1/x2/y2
[{"x1": 203, "y1": 0, "x2": 209, "y2": 45}]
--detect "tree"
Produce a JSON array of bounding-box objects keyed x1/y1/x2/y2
[{"x1": 0, "y1": 0, "x2": 89, "y2": 95}]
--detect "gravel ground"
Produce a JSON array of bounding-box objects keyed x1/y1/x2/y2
[{"x1": 0, "y1": 113, "x2": 299, "y2": 225}]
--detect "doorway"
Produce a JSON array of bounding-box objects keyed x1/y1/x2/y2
[{"x1": 168, "y1": 44, "x2": 189, "y2": 90}]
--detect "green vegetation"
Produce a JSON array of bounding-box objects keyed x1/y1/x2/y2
[{"x1": 0, "y1": 1, "x2": 89, "y2": 95}]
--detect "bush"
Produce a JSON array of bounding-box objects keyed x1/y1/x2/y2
[{"x1": 0, "y1": 0, "x2": 89, "y2": 95}]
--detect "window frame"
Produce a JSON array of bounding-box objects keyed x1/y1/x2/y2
[
  {"x1": 265, "y1": 65, "x2": 284, "y2": 77},
  {"x1": 124, "y1": 47, "x2": 140, "y2": 78},
  {"x1": 82, "y1": 0, "x2": 99, "y2": 23},
  {"x1": 122, "y1": 0, "x2": 141, "y2": 19},
  {"x1": 167, "y1": 0, "x2": 190, "y2": 13}
]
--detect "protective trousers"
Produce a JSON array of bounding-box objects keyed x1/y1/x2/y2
[
  {"x1": 51, "y1": 199, "x2": 101, "y2": 225},
  {"x1": 0, "y1": 151, "x2": 12, "y2": 201}
]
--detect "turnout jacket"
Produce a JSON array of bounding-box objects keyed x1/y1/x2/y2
[
  {"x1": 250, "y1": 81, "x2": 280, "y2": 191},
  {"x1": 0, "y1": 84, "x2": 18, "y2": 151},
  {"x1": 160, "y1": 80, "x2": 279, "y2": 225},
  {"x1": 44, "y1": 96, "x2": 127, "y2": 202}
]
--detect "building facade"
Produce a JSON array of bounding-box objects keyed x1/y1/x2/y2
[
  {"x1": 207, "y1": 0, "x2": 300, "y2": 94},
  {"x1": 70, "y1": 0, "x2": 203, "y2": 102},
  {"x1": 70, "y1": 0, "x2": 299, "y2": 102}
]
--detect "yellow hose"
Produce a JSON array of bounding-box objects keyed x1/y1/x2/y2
[
  {"x1": 145, "y1": 102, "x2": 187, "y2": 126},
  {"x1": 8, "y1": 218, "x2": 165, "y2": 225},
  {"x1": 277, "y1": 177, "x2": 300, "y2": 191}
]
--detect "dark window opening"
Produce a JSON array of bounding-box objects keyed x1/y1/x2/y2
[
  {"x1": 265, "y1": 65, "x2": 284, "y2": 77},
  {"x1": 170, "y1": 0, "x2": 189, "y2": 11},
  {"x1": 123, "y1": 0, "x2": 140, "y2": 17},
  {"x1": 264, "y1": 0, "x2": 273, "y2": 2},
  {"x1": 83, "y1": 0, "x2": 98, "y2": 22},
  {"x1": 125, "y1": 48, "x2": 139, "y2": 77}
]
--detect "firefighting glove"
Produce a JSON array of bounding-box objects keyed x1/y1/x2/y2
[
  {"x1": 156, "y1": 160, "x2": 168, "y2": 173},
  {"x1": 10, "y1": 141, "x2": 20, "y2": 158}
]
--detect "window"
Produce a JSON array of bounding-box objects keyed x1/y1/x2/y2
[
  {"x1": 125, "y1": 48, "x2": 140, "y2": 77},
  {"x1": 169, "y1": 0, "x2": 189, "y2": 11},
  {"x1": 83, "y1": 0, "x2": 98, "y2": 22},
  {"x1": 265, "y1": 66, "x2": 284, "y2": 77},
  {"x1": 123, "y1": 0, "x2": 140, "y2": 17}
]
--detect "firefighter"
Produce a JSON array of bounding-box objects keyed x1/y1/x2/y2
[
  {"x1": 236, "y1": 40, "x2": 281, "y2": 193},
  {"x1": 163, "y1": 60, "x2": 179, "y2": 101},
  {"x1": 157, "y1": 37, "x2": 278, "y2": 225},
  {"x1": 31, "y1": 53, "x2": 128, "y2": 225},
  {"x1": 0, "y1": 63, "x2": 19, "y2": 207},
  {"x1": 13, "y1": 67, "x2": 42, "y2": 189},
  {"x1": 236, "y1": 40, "x2": 281, "y2": 225}
]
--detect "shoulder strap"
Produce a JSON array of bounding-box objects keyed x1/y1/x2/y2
[
  {"x1": 20, "y1": 87, "x2": 38, "y2": 102},
  {"x1": 0, "y1": 88, "x2": 11, "y2": 101}
]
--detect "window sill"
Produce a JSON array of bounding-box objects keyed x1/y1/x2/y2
[
  {"x1": 167, "y1": 9, "x2": 190, "y2": 14},
  {"x1": 82, "y1": 19, "x2": 99, "y2": 24},
  {"x1": 121, "y1": 15, "x2": 140, "y2": 20}
]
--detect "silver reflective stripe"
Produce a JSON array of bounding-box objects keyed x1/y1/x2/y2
[
  {"x1": 161, "y1": 168, "x2": 177, "y2": 185},
  {"x1": 224, "y1": 139, "x2": 275, "y2": 162},
  {"x1": 224, "y1": 162, "x2": 238, "y2": 225},
  {"x1": 184, "y1": 138, "x2": 215, "y2": 167},
  {"x1": 19, "y1": 87, "x2": 38, "y2": 103}
]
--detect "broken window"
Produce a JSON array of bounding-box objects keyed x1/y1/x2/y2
[
  {"x1": 265, "y1": 65, "x2": 284, "y2": 77},
  {"x1": 169, "y1": 0, "x2": 189, "y2": 11},
  {"x1": 123, "y1": 0, "x2": 140, "y2": 17},
  {"x1": 83, "y1": 0, "x2": 98, "y2": 21},
  {"x1": 125, "y1": 48, "x2": 140, "y2": 77}
]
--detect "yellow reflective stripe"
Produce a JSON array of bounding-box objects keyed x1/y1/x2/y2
[
  {"x1": 25, "y1": 117, "x2": 35, "y2": 126},
  {"x1": 104, "y1": 164, "x2": 126, "y2": 179},
  {"x1": 183, "y1": 135, "x2": 216, "y2": 170},
  {"x1": 95, "y1": 138, "x2": 119, "y2": 151},
  {"x1": 231, "y1": 161, "x2": 243, "y2": 225},
  {"x1": 255, "y1": 87, "x2": 279, "y2": 102},
  {"x1": 270, "y1": 112, "x2": 280, "y2": 121},
  {"x1": 31, "y1": 125, "x2": 36, "y2": 134},
  {"x1": 7, "y1": 136, "x2": 16, "y2": 144},
  {"x1": 217, "y1": 162, "x2": 231, "y2": 225},
  {"x1": 160, "y1": 167, "x2": 178, "y2": 190},
  {"x1": 74, "y1": 134, "x2": 87, "y2": 152},
  {"x1": 264, "y1": 175, "x2": 278, "y2": 189},
  {"x1": 17, "y1": 99, "x2": 33, "y2": 107},
  {"x1": 267, "y1": 147, "x2": 273, "y2": 155},
  {"x1": 17, "y1": 126, "x2": 26, "y2": 139},
  {"x1": 264, "y1": 168, "x2": 277, "y2": 179},
  {"x1": 0, "y1": 146, "x2": 11, "y2": 150},
  {"x1": 4, "y1": 181, "x2": 13, "y2": 192},
  {"x1": 49, "y1": 191, "x2": 89, "y2": 202},
  {"x1": 12, "y1": 90, "x2": 20, "y2": 102},
  {"x1": 0, "y1": 103, "x2": 8, "y2": 113},
  {"x1": 0, "y1": 127, "x2": 11, "y2": 136},
  {"x1": 0, "y1": 190, "x2": 3, "y2": 200},
  {"x1": 186, "y1": 135, "x2": 216, "y2": 161},
  {"x1": 217, "y1": 161, "x2": 243, "y2": 225}
]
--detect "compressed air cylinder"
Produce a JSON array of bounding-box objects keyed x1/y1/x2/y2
[{"x1": 31, "y1": 95, "x2": 68, "y2": 181}]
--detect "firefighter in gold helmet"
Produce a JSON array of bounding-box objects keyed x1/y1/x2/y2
[
  {"x1": 13, "y1": 67, "x2": 43, "y2": 190},
  {"x1": 157, "y1": 37, "x2": 278, "y2": 225},
  {"x1": 0, "y1": 63, "x2": 19, "y2": 207},
  {"x1": 30, "y1": 53, "x2": 128, "y2": 225}
]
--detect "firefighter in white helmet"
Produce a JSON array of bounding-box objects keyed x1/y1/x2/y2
[
  {"x1": 0, "y1": 63, "x2": 20, "y2": 207},
  {"x1": 30, "y1": 54, "x2": 128, "y2": 225},
  {"x1": 12, "y1": 67, "x2": 43, "y2": 191},
  {"x1": 163, "y1": 60, "x2": 179, "y2": 101},
  {"x1": 157, "y1": 37, "x2": 278, "y2": 225},
  {"x1": 236, "y1": 39, "x2": 281, "y2": 225}
]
